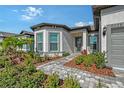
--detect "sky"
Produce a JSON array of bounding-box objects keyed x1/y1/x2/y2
[{"x1": 0, "y1": 5, "x2": 93, "y2": 34}]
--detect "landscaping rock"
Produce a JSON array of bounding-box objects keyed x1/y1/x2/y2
[{"x1": 37, "y1": 53, "x2": 124, "y2": 88}]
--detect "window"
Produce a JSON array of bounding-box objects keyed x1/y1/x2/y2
[
  {"x1": 36, "y1": 32, "x2": 43, "y2": 51},
  {"x1": 49, "y1": 32, "x2": 60, "y2": 52},
  {"x1": 88, "y1": 34, "x2": 98, "y2": 53},
  {"x1": 22, "y1": 44, "x2": 27, "y2": 50}
]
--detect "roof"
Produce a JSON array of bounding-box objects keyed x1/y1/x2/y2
[
  {"x1": 31, "y1": 23, "x2": 71, "y2": 31},
  {"x1": 30, "y1": 22, "x2": 95, "y2": 32},
  {"x1": 20, "y1": 30, "x2": 34, "y2": 35},
  {"x1": 71, "y1": 25, "x2": 91, "y2": 31},
  {"x1": 0, "y1": 31, "x2": 17, "y2": 38}
]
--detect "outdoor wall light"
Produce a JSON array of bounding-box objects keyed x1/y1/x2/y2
[{"x1": 103, "y1": 26, "x2": 107, "y2": 36}]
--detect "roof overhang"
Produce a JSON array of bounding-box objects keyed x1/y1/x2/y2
[
  {"x1": 20, "y1": 30, "x2": 34, "y2": 36},
  {"x1": 31, "y1": 23, "x2": 71, "y2": 31},
  {"x1": 92, "y1": 5, "x2": 116, "y2": 16}
]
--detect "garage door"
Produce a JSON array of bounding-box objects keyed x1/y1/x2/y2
[{"x1": 107, "y1": 27, "x2": 124, "y2": 68}]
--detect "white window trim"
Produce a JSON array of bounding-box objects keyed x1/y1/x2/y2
[
  {"x1": 36, "y1": 31, "x2": 44, "y2": 52},
  {"x1": 48, "y1": 32, "x2": 60, "y2": 52}
]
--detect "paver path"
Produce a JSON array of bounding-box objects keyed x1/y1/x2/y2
[{"x1": 37, "y1": 53, "x2": 124, "y2": 88}]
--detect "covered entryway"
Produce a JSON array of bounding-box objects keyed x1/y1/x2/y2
[{"x1": 107, "y1": 24, "x2": 124, "y2": 69}]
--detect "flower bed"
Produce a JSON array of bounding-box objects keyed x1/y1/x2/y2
[
  {"x1": 64, "y1": 60, "x2": 115, "y2": 77},
  {"x1": 64, "y1": 52, "x2": 115, "y2": 77}
]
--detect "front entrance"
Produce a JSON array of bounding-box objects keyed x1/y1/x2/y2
[{"x1": 75, "y1": 37, "x2": 82, "y2": 51}]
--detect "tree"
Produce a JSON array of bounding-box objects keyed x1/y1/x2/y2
[{"x1": 2, "y1": 36, "x2": 18, "y2": 50}]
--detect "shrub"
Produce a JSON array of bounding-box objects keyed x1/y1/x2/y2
[
  {"x1": 28, "y1": 51, "x2": 35, "y2": 59},
  {"x1": 83, "y1": 54, "x2": 95, "y2": 67},
  {"x1": 0, "y1": 67, "x2": 18, "y2": 88},
  {"x1": 0, "y1": 49, "x2": 4, "y2": 56},
  {"x1": 23, "y1": 54, "x2": 37, "y2": 74},
  {"x1": 0, "y1": 45, "x2": 47, "y2": 88},
  {"x1": 31, "y1": 70, "x2": 46, "y2": 87},
  {"x1": 94, "y1": 52, "x2": 107, "y2": 69},
  {"x1": 0, "y1": 57, "x2": 6, "y2": 68},
  {"x1": 17, "y1": 70, "x2": 45, "y2": 88},
  {"x1": 44, "y1": 73, "x2": 60, "y2": 88},
  {"x1": 17, "y1": 73, "x2": 34, "y2": 88},
  {"x1": 63, "y1": 76, "x2": 80, "y2": 88},
  {"x1": 75, "y1": 55, "x2": 84, "y2": 65},
  {"x1": 33, "y1": 53, "x2": 45, "y2": 63},
  {"x1": 25, "y1": 61, "x2": 36, "y2": 74},
  {"x1": 62, "y1": 52, "x2": 70, "y2": 57},
  {"x1": 44, "y1": 54, "x2": 50, "y2": 60},
  {"x1": 0, "y1": 56, "x2": 11, "y2": 68}
]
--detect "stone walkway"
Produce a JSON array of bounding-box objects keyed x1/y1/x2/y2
[{"x1": 37, "y1": 53, "x2": 124, "y2": 88}]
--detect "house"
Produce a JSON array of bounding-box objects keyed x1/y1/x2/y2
[
  {"x1": 0, "y1": 31, "x2": 17, "y2": 42},
  {"x1": 31, "y1": 23, "x2": 98, "y2": 56},
  {"x1": 16, "y1": 30, "x2": 34, "y2": 52},
  {"x1": 31, "y1": 5, "x2": 124, "y2": 70},
  {"x1": 0, "y1": 31, "x2": 17, "y2": 49},
  {"x1": 93, "y1": 5, "x2": 124, "y2": 70}
]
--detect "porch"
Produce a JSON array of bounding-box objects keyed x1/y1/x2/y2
[{"x1": 70, "y1": 30, "x2": 99, "y2": 53}]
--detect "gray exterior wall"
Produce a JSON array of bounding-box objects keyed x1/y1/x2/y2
[
  {"x1": 62, "y1": 29, "x2": 73, "y2": 53},
  {"x1": 45, "y1": 27, "x2": 73, "y2": 53},
  {"x1": 34, "y1": 26, "x2": 74, "y2": 55},
  {"x1": 101, "y1": 5, "x2": 124, "y2": 52}
]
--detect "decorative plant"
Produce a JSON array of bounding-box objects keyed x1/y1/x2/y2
[
  {"x1": 44, "y1": 73, "x2": 60, "y2": 88},
  {"x1": 75, "y1": 55, "x2": 84, "y2": 65},
  {"x1": 83, "y1": 54, "x2": 95, "y2": 67},
  {"x1": 62, "y1": 52, "x2": 70, "y2": 57},
  {"x1": 0, "y1": 53, "x2": 46, "y2": 88},
  {"x1": 94, "y1": 52, "x2": 107, "y2": 69},
  {"x1": 63, "y1": 76, "x2": 80, "y2": 88}
]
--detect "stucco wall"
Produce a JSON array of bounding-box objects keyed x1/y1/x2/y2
[
  {"x1": 62, "y1": 29, "x2": 73, "y2": 53},
  {"x1": 34, "y1": 27, "x2": 73, "y2": 54},
  {"x1": 101, "y1": 5, "x2": 124, "y2": 52}
]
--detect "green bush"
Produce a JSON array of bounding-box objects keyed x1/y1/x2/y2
[
  {"x1": 23, "y1": 54, "x2": 37, "y2": 74},
  {"x1": 0, "y1": 58, "x2": 6, "y2": 68},
  {"x1": 0, "y1": 67, "x2": 18, "y2": 88},
  {"x1": 17, "y1": 72, "x2": 34, "y2": 88},
  {"x1": 32, "y1": 53, "x2": 45, "y2": 64},
  {"x1": 75, "y1": 55, "x2": 84, "y2": 65},
  {"x1": 44, "y1": 73, "x2": 60, "y2": 88},
  {"x1": 63, "y1": 76, "x2": 80, "y2": 88},
  {"x1": 83, "y1": 54, "x2": 95, "y2": 67},
  {"x1": 0, "y1": 56, "x2": 12, "y2": 69},
  {"x1": 62, "y1": 52, "x2": 70, "y2": 57},
  {"x1": 0, "y1": 60, "x2": 46, "y2": 88},
  {"x1": 94, "y1": 52, "x2": 107, "y2": 69},
  {"x1": 30, "y1": 70, "x2": 46, "y2": 87},
  {"x1": 25, "y1": 61, "x2": 37, "y2": 74},
  {"x1": 17, "y1": 70, "x2": 45, "y2": 88}
]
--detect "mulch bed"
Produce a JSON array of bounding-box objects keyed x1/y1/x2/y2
[
  {"x1": 34, "y1": 56, "x2": 62, "y2": 67},
  {"x1": 64, "y1": 59, "x2": 115, "y2": 77}
]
